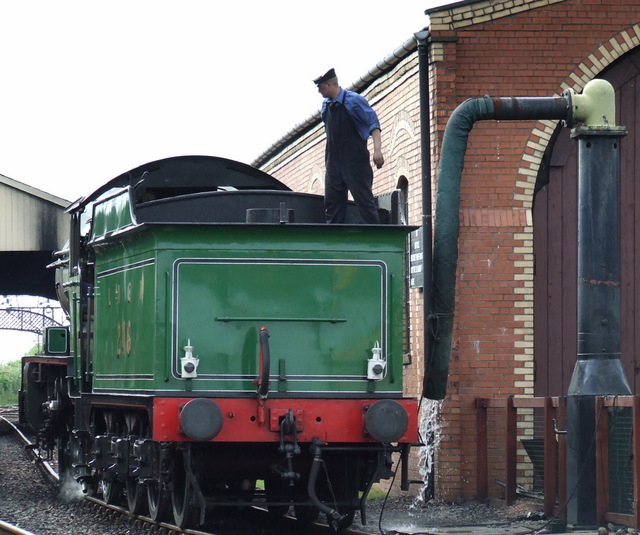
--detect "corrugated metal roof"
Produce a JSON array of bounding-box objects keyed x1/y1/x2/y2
[
  {"x1": 0, "y1": 173, "x2": 69, "y2": 208},
  {"x1": 0, "y1": 173, "x2": 70, "y2": 251}
]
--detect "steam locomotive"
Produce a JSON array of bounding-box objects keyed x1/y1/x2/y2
[{"x1": 19, "y1": 155, "x2": 418, "y2": 531}]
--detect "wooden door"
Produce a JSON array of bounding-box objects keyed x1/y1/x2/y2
[{"x1": 534, "y1": 49, "x2": 640, "y2": 396}]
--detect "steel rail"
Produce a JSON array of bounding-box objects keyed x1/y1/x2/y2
[
  {"x1": 0, "y1": 413, "x2": 49, "y2": 535},
  {"x1": 0, "y1": 415, "x2": 58, "y2": 482},
  {"x1": 2, "y1": 412, "x2": 373, "y2": 535},
  {"x1": 0, "y1": 519, "x2": 38, "y2": 535}
]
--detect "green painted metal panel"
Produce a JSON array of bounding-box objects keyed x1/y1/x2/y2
[
  {"x1": 45, "y1": 327, "x2": 69, "y2": 354},
  {"x1": 90, "y1": 187, "x2": 137, "y2": 243},
  {"x1": 89, "y1": 225, "x2": 408, "y2": 395},
  {"x1": 92, "y1": 255, "x2": 158, "y2": 389},
  {"x1": 172, "y1": 259, "x2": 386, "y2": 392}
]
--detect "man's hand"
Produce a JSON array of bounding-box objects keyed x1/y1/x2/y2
[
  {"x1": 373, "y1": 150, "x2": 384, "y2": 169},
  {"x1": 371, "y1": 129, "x2": 384, "y2": 169}
]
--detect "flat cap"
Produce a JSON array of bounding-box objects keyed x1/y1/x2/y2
[{"x1": 313, "y1": 68, "x2": 336, "y2": 86}]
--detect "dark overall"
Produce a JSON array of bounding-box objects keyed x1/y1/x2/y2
[{"x1": 324, "y1": 92, "x2": 379, "y2": 224}]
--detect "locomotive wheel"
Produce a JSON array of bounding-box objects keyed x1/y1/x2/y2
[
  {"x1": 57, "y1": 423, "x2": 73, "y2": 481},
  {"x1": 126, "y1": 477, "x2": 146, "y2": 514},
  {"x1": 318, "y1": 457, "x2": 358, "y2": 532},
  {"x1": 123, "y1": 413, "x2": 149, "y2": 515},
  {"x1": 147, "y1": 481, "x2": 170, "y2": 522},
  {"x1": 100, "y1": 479, "x2": 123, "y2": 505},
  {"x1": 55, "y1": 380, "x2": 75, "y2": 483},
  {"x1": 171, "y1": 449, "x2": 200, "y2": 528}
]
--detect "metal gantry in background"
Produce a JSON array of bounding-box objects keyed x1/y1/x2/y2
[{"x1": 0, "y1": 295, "x2": 66, "y2": 352}]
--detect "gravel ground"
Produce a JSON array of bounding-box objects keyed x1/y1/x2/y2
[
  {"x1": 351, "y1": 494, "x2": 551, "y2": 534},
  {"x1": 0, "y1": 415, "x2": 596, "y2": 535},
  {"x1": 2, "y1": 419, "x2": 545, "y2": 535},
  {"x1": 0, "y1": 421, "x2": 150, "y2": 535}
]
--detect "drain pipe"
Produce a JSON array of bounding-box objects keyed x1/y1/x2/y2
[
  {"x1": 423, "y1": 93, "x2": 571, "y2": 400},
  {"x1": 414, "y1": 30, "x2": 433, "y2": 403}
]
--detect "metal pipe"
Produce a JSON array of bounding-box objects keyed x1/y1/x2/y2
[
  {"x1": 414, "y1": 29, "x2": 434, "y2": 401},
  {"x1": 257, "y1": 326, "x2": 270, "y2": 398},
  {"x1": 307, "y1": 439, "x2": 344, "y2": 530},
  {"x1": 565, "y1": 109, "x2": 629, "y2": 527},
  {"x1": 491, "y1": 96, "x2": 570, "y2": 121},
  {"x1": 425, "y1": 78, "x2": 631, "y2": 526},
  {"x1": 424, "y1": 94, "x2": 572, "y2": 400}
]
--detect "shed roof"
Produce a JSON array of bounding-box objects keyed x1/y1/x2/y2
[{"x1": 0, "y1": 173, "x2": 69, "y2": 208}]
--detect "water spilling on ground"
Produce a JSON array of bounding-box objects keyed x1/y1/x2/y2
[{"x1": 415, "y1": 398, "x2": 443, "y2": 505}]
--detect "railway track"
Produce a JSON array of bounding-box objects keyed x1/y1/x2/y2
[
  {"x1": 0, "y1": 519, "x2": 38, "y2": 535},
  {"x1": 84, "y1": 498, "x2": 375, "y2": 535},
  {"x1": 0, "y1": 410, "x2": 375, "y2": 535},
  {"x1": 0, "y1": 413, "x2": 58, "y2": 483},
  {"x1": 0, "y1": 406, "x2": 19, "y2": 420}
]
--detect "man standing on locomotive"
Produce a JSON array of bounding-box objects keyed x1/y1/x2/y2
[{"x1": 314, "y1": 68, "x2": 384, "y2": 224}]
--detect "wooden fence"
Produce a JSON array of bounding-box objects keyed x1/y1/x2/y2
[
  {"x1": 595, "y1": 395, "x2": 640, "y2": 528},
  {"x1": 475, "y1": 395, "x2": 640, "y2": 527}
]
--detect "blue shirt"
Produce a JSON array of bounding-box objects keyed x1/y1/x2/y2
[{"x1": 320, "y1": 89, "x2": 381, "y2": 141}]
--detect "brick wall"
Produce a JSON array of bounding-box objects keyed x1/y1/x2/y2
[
  {"x1": 259, "y1": 0, "x2": 640, "y2": 501},
  {"x1": 427, "y1": 0, "x2": 640, "y2": 499}
]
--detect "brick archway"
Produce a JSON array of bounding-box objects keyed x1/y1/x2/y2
[
  {"x1": 531, "y1": 36, "x2": 640, "y2": 396},
  {"x1": 517, "y1": 25, "x2": 640, "y2": 212}
]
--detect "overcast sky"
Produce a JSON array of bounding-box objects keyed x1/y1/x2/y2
[
  {"x1": 0, "y1": 1, "x2": 448, "y2": 202},
  {"x1": 0, "y1": 0, "x2": 450, "y2": 363}
]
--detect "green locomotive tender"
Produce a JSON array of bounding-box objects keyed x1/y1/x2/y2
[{"x1": 20, "y1": 156, "x2": 418, "y2": 531}]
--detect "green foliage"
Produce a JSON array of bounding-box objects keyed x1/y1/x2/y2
[
  {"x1": 364, "y1": 484, "x2": 390, "y2": 500},
  {"x1": 26, "y1": 344, "x2": 42, "y2": 356},
  {"x1": 0, "y1": 360, "x2": 21, "y2": 405}
]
